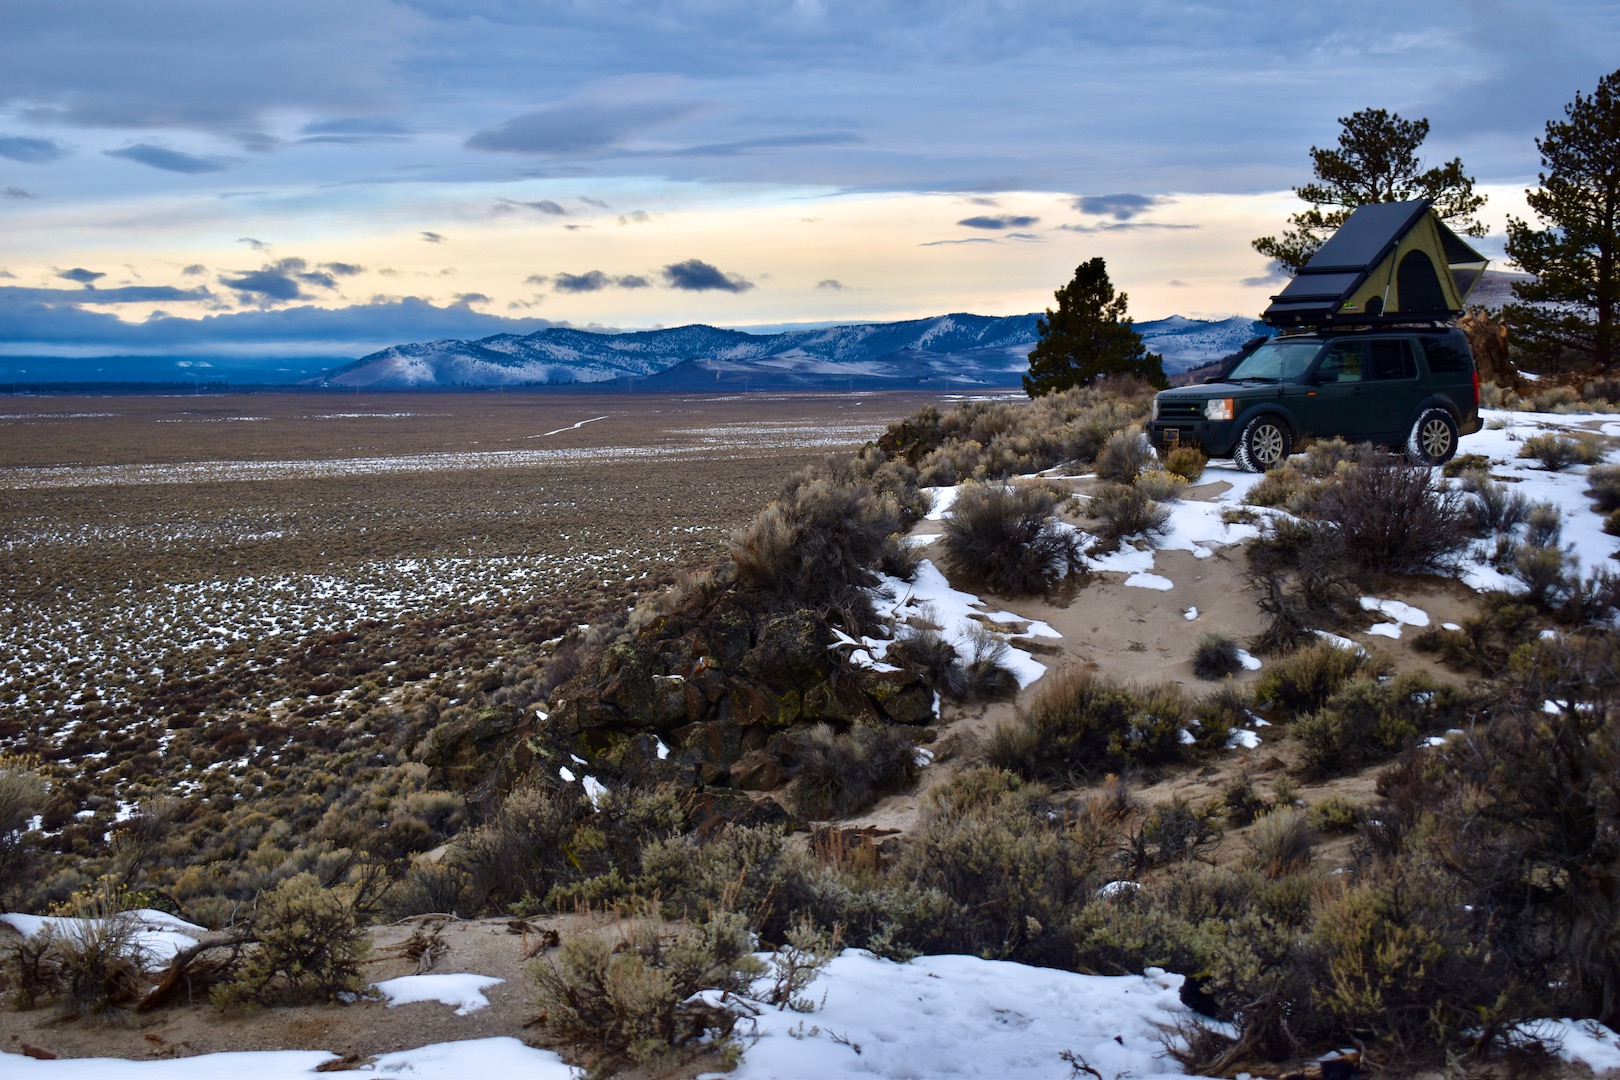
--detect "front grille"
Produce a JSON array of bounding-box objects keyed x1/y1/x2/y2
[{"x1": 1157, "y1": 400, "x2": 1204, "y2": 422}]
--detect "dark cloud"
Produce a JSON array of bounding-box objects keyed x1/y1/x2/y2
[
  {"x1": 297, "y1": 117, "x2": 411, "y2": 145},
  {"x1": 1241, "y1": 261, "x2": 1291, "y2": 288},
  {"x1": 618, "y1": 211, "x2": 651, "y2": 225},
  {"x1": 919, "y1": 238, "x2": 995, "y2": 247},
  {"x1": 0, "y1": 3, "x2": 423, "y2": 137},
  {"x1": 661, "y1": 259, "x2": 754, "y2": 293},
  {"x1": 957, "y1": 215, "x2": 1039, "y2": 230},
  {"x1": 553, "y1": 270, "x2": 650, "y2": 292},
  {"x1": 0, "y1": 284, "x2": 213, "y2": 304},
  {"x1": 238, "y1": 237, "x2": 270, "y2": 251},
  {"x1": 220, "y1": 258, "x2": 340, "y2": 303},
  {"x1": 321, "y1": 262, "x2": 365, "y2": 276},
  {"x1": 657, "y1": 132, "x2": 860, "y2": 157},
  {"x1": 554, "y1": 270, "x2": 609, "y2": 293},
  {"x1": 579, "y1": 196, "x2": 608, "y2": 208},
  {"x1": 0, "y1": 135, "x2": 69, "y2": 163},
  {"x1": 181, "y1": 264, "x2": 208, "y2": 276},
  {"x1": 963, "y1": 196, "x2": 1000, "y2": 206},
  {"x1": 816, "y1": 279, "x2": 847, "y2": 290},
  {"x1": 420, "y1": 231, "x2": 446, "y2": 243},
  {"x1": 4, "y1": 187, "x2": 38, "y2": 199},
  {"x1": 1006, "y1": 233, "x2": 1045, "y2": 242},
  {"x1": 1073, "y1": 194, "x2": 1164, "y2": 220},
  {"x1": 466, "y1": 96, "x2": 698, "y2": 155},
  {"x1": 524, "y1": 274, "x2": 549, "y2": 286},
  {"x1": 1057, "y1": 222, "x2": 1197, "y2": 233},
  {"x1": 0, "y1": 268, "x2": 14, "y2": 279},
  {"x1": 563, "y1": 224, "x2": 590, "y2": 231},
  {"x1": 454, "y1": 292, "x2": 490, "y2": 305},
  {"x1": 104, "y1": 143, "x2": 230, "y2": 173},
  {"x1": 494, "y1": 197, "x2": 567, "y2": 215},
  {"x1": 57, "y1": 268, "x2": 106, "y2": 285}
]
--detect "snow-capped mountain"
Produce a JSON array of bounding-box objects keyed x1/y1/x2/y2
[{"x1": 312, "y1": 313, "x2": 1267, "y2": 390}]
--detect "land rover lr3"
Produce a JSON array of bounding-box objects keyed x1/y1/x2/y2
[{"x1": 1146, "y1": 198, "x2": 1489, "y2": 471}]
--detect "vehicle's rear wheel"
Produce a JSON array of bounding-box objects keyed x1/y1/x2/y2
[
  {"x1": 1233, "y1": 415, "x2": 1292, "y2": 472},
  {"x1": 1406, "y1": 407, "x2": 1459, "y2": 466}
]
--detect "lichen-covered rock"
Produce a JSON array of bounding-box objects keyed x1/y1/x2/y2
[{"x1": 854, "y1": 666, "x2": 936, "y2": 724}]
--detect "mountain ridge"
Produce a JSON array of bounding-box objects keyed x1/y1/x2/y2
[{"x1": 312, "y1": 312, "x2": 1270, "y2": 391}]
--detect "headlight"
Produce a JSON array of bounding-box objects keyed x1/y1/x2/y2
[{"x1": 1204, "y1": 398, "x2": 1234, "y2": 421}]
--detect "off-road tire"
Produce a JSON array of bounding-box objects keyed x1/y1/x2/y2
[
  {"x1": 1233, "y1": 415, "x2": 1292, "y2": 472},
  {"x1": 1406, "y1": 407, "x2": 1459, "y2": 466}
]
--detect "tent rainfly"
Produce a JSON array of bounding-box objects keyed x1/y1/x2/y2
[{"x1": 1261, "y1": 199, "x2": 1489, "y2": 329}]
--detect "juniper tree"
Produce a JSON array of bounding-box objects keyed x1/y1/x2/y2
[
  {"x1": 1254, "y1": 108, "x2": 1486, "y2": 274},
  {"x1": 1504, "y1": 69, "x2": 1620, "y2": 370},
  {"x1": 1023, "y1": 257, "x2": 1165, "y2": 396}
]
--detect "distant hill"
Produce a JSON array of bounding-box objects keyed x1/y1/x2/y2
[{"x1": 311, "y1": 313, "x2": 1268, "y2": 391}]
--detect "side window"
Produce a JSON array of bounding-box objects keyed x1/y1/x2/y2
[
  {"x1": 1369, "y1": 339, "x2": 1416, "y2": 380},
  {"x1": 1317, "y1": 342, "x2": 1364, "y2": 383},
  {"x1": 1422, "y1": 335, "x2": 1472, "y2": 374}
]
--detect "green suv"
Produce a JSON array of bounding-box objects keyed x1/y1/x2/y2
[{"x1": 1146, "y1": 327, "x2": 1481, "y2": 471}]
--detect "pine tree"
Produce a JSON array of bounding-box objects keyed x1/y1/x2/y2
[
  {"x1": 1023, "y1": 257, "x2": 1165, "y2": 397},
  {"x1": 1504, "y1": 69, "x2": 1620, "y2": 371},
  {"x1": 1253, "y1": 108, "x2": 1486, "y2": 274}
]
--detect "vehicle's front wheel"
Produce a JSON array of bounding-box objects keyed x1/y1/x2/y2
[
  {"x1": 1406, "y1": 407, "x2": 1459, "y2": 466},
  {"x1": 1233, "y1": 415, "x2": 1292, "y2": 472}
]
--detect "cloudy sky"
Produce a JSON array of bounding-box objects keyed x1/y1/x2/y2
[{"x1": 2, "y1": 0, "x2": 1617, "y2": 361}]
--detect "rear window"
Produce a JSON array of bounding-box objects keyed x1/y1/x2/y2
[{"x1": 1422, "y1": 335, "x2": 1473, "y2": 375}]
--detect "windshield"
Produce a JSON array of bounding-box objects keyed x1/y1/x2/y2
[{"x1": 1226, "y1": 339, "x2": 1323, "y2": 382}]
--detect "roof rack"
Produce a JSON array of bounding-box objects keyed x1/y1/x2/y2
[{"x1": 1261, "y1": 200, "x2": 1488, "y2": 329}]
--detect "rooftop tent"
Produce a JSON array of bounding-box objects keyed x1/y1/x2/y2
[{"x1": 1261, "y1": 199, "x2": 1489, "y2": 328}]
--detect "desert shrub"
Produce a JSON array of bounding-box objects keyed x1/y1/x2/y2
[
  {"x1": 938, "y1": 481, "x2": 1083, "y2": 596},
  {"x1": 786, "y1": 723, "x2": 920, "y2": 820},
  {"x1": 1094, "y1": 427, "x2": 1153, "y2": 484},
  {"x1": 1525, "y1": 501, "x2": 1564, "y2": 548},
  {"x1": 1519, "y1": 431, "x2": 1603, "y2": 470},
  {"x1": 897, "y1": 768, "x2": 1117, "y2": 964},
  {"x1": 1191, "y1": 632, "x2": 1242, "y2": 680},
  {"x1": 986, "y1": 669, "x2": 1194, "y2": 782},
  {"x1": 1133, "y1": 468, "x2": 1187, "y2": 502},
  {"x1": 1087, "y1": 482, "x2": 1170, "y2": 549},
  {"x1": 1560, "y1": 566, "x2": 1620, "y2": 626},
  {"x1": 1531, "y1": 385, "x2": 1581, "y2": 412},
  {"x1": 1587, "y1": 464, "x2": 1620, "y2": 513},
  {"x1": 1245, "y1": 519, "x2": 1356, "y2": 655},
  {"x1": 1314, "y1": 452, "x2": 1471, "y2": 576},
  {"x1": 0, "y1": 755, "x2": 47, "y2": 904},
  {"x1": 1294, "y1": 674, "x2": 1475, "y2": 777},
  {"x1": 1246, "y1": 807, "x2": 1317, "y2": 878},
  {"x1": 1221, "y1": 772, "x2": 1268, "y2": 827},
  {"x1": 1140, "y1": 797, "x2": 1221, "y2": 866},
  {"x1": 1243, "y1": 463, "x2": 1308, "y2": 509},
  {"x1": 1190, "y1": 684, "x2": 1245, "y2": 751},
  {"x1": 453, "y1": 782, "x2": 584, "y2": 911},
  {"x1": 213, "y1": 873, "x2": 368, "y2": 1007},
  {"x1": 1252, "y1": 641, "x2": 1371, "y2": 716},
  {"x1": 1440, "y1": 452, "x2": 1492, "y2": 479},
  {"x1": 1478, "y1": 380, "x2": 1506, "y2": 408},
  {"x1": 730, "y1": 478, "x2": 902, "y2": 608},
  {"x1": 1308, "y1": 796, "x2": 1360, "y2": 834},
  {"x1": 24, "y1": 896, "x2": 151, "y2": 1021},
  {"x1": 1515, "y1": 544, "x2": 1571, "y2": 608},
  {"x1": 530, "y1": 911, "x2": 764, "y2": 1078},
  {"x1": 1162, "y1": 445, "x2": 1207, "y2": 483},
  {"x1": 1310, "y1": 880, "x2": 1502, "y2": 1061},
  {"x1": 1296, "y1": 437, "x2": 1358, "y2": 478},
  {"x1": 1464, "y1": 474, "x2": 1531, "y2": 533}
]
